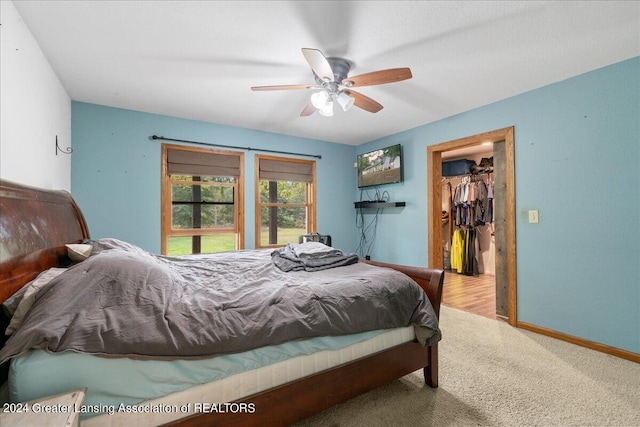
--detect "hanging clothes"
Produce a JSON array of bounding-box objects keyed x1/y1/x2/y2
[
  {"x1": 474, "y1": 179, "x2": 489, "y2": 225},
  {"x1": 450, "y1": 175, "x2": 493, "y2": 228},
  {"x1": 450, "y1": 228, "x2": 480, "y2": 276},
  {"x1": 446, "y1": 172, "x2": 493, "y2": 277},
  {"x1": 450, "y1": 228, "x2": 465, "y2": 273},
  {"x1": 462, "y1": 228, "x2": 479, "y2": 276},
  {"x1": 485, "y1": 180, "x2": 494, "y2": 224}
]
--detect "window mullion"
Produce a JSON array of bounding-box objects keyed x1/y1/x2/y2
[
  {"x1": 192, "y1": 178, "x2": 202, "y2": 254},
  {"x1": 268, "y1": 181, "x2": 278, "y2": 245}
]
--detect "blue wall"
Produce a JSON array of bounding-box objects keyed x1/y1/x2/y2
[
  {"x1": 71, "y1": 104, "x2": 357, "y2": 253},
  {"x1": 72, "y1": 57, "x2": 639, "y2": 354},
  {"x1": 356, "y1": 57, "x2": 640, "y2": 354}
]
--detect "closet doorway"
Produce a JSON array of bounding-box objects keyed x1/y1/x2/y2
[{"x1": 427, "y1": 127, "x2": 517, "y2": 326}]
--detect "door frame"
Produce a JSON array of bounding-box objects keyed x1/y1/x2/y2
[{"x1": 426, "y1": 126, "x2": 517, "y2": 325}]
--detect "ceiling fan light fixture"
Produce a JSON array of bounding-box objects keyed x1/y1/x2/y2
[
  {"x1": 318, "y1": 101, "x2": 334, "y2": 117},
  {"x1": 311, "y1": 90, "x2": 334, "y2": 116},
  {"x1": 310, "y1": 90, "x2": 330, "y2": 109},
  {"x1": 337, "y1": 91, "x2": 355, "y2": 112}
]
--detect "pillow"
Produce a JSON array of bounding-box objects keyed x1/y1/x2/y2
[
  {"x1": 2, "y1": 285, "x2": 30, "y2": 317},
  {"x1": 5, "y1": 268, "x2": 66, "y2": 335},
  {"x1": 66, "y1": 243, "x2": 93, "y2": 262}
]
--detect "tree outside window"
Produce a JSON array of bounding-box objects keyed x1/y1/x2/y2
[
  {"x1": 162, "y1": 145, "x2": 244, "y2": 255},
  {"x1": 255, "y1": 155, "x2": 316, "y2": 248}
]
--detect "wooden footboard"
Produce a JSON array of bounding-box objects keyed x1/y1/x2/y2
[
  {"x1": 362, "y1": 259, "x2": 444, "y2": 317},
  {"x1": 363, "y1": 259, "x2": 444, "y2": 388}
]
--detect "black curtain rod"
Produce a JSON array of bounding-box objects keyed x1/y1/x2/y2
[{"x1": 151, "y1": 135, "x2": 322, "y2": 159}]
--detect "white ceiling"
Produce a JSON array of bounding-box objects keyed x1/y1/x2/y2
[{"x1": 12, "y1": 1, "x2": 640, "y2": 146}]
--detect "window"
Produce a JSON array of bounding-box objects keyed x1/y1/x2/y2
[
  {"x1": 255, "y1": 155, "x2": 316, "y2": 248},
  {"x1": 162, "y1": 144, "x2": 244, "y2": 255}
]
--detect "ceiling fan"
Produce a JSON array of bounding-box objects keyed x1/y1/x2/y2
[{"x1": 251, "y1": 48, "x2": 412, "y2": 117}]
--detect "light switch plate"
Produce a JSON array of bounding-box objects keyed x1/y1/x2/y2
[{"x1": 528, "y1": 210, "x2": 539, "y2": 224}]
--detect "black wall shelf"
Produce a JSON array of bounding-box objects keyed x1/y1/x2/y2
[{"x1": 354, "y1": 201, "x2": 406, "y2": 209}]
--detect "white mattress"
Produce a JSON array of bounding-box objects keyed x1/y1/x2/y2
[{"x1": 81, "y1": 326, "x2": 414, "y2": 426}]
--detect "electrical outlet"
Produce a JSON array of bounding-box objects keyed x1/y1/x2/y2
[{"x1": 528, "y1": 210, "x2": 539, "y2": 224}]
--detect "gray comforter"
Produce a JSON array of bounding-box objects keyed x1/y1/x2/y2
[{"x1": 0, "y1": 239, "x2": 441, "y2": 363}]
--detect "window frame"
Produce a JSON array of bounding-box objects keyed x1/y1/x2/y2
[
  {"x1": 254, "y1": 154, "x2": 316, "y2": 249},
  {"x1": 161, "y1": 143, "x2": 244, "y2": 255}
]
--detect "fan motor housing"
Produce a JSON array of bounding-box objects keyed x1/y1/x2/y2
[{"x1": 314, "y1": 57, "x2": 351, "y2": 85}]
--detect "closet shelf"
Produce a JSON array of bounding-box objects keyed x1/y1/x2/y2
[{"x1": 354, "y1": 201, "x2": 406, "y2": 209}]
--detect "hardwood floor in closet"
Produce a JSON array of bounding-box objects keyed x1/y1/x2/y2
[{"x1": 442, "y1": 271, "x2": 498, "y2": 320}]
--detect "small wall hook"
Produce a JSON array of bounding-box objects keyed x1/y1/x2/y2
[{"x1": 55, "y1": 135, "x2": 73, "y2": 155}]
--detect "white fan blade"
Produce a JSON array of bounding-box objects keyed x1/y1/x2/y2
[{"x1": 302, "y1": 48, "x2": 334, "y2": 82}]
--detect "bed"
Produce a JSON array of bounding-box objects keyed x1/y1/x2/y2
[{"x1": 0, "y1": 178, "x2": 444, "y2": 426}]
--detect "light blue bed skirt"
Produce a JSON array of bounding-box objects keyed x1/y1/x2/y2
[{"x1": 10, "y1": 329, "x2": 384, "y2": 418}]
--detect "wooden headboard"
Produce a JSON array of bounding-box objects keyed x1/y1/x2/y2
[{"x1": 0, "y1": 179, "x2": 89, "y2": 304}]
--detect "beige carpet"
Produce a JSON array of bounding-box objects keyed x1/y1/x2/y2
[{"x1": 294, "y1": 306, "x2": 640, "y2": 427}]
